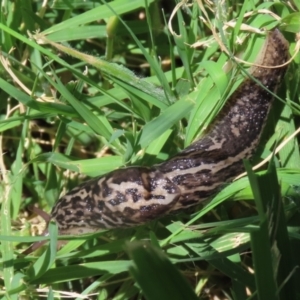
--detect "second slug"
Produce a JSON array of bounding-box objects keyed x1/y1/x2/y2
[{"x1": 50, "y1": 29, "x2": 289, "y2": 235}]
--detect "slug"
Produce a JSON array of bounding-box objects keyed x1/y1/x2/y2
[{"x1": 48, "y1": 29, "x2": 289, "y2": 236}]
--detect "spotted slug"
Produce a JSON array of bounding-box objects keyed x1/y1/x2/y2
[{"x1": 49, "y1": 29, "x2": 288, "y2": 235}]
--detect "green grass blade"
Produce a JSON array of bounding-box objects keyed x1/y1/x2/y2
[
  {"x1": 33, "y1": 260, "x2": 132, "y2": 284},
  {"x1": 26, "y1": 222, "x2": 58, "y2": 281},
  {"x1": 245, "y1": 160, "x2": 298, "y2": 299},
  {"x1": 139, "y1": 96, "x2": 194, "y2": 148},
  {"x1": 42, "y1": 0, "x2": 156, "y2": 35},
  {"x1": 127, "y1": 242, "x2": 199, "y2": 300},
  {"x1": 31, "y1": 153, "x2": 123, "y2": 176}
]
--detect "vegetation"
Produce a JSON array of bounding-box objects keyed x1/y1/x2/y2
[{"x1": 0, "y1": 0, "x2": 300, "y2": 299}]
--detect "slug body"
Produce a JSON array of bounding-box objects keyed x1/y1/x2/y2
[{"x1": 51, "y1": 29, "x2": 289, "y2": 235}]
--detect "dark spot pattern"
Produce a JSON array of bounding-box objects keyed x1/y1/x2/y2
[{"x1": 108, "y1": 191, "x2": 127, "y2": 206}]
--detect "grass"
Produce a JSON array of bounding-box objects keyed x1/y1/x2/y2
[{"x1": 0, "y1": 0, "x2": 300, "y2": 299}]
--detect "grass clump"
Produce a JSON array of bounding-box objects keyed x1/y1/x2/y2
[{"x1": 0, "y1": 0, "x2": 300, "y2": 299}]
